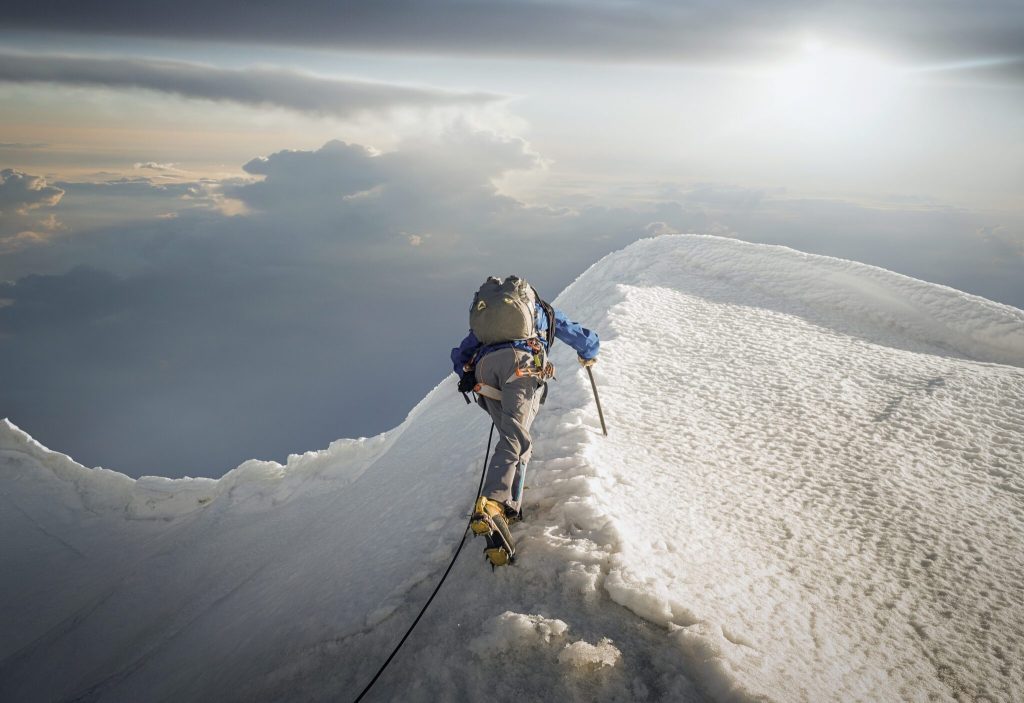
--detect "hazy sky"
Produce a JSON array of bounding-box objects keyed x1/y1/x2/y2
[{"x1": 1, "y1": 1, "x2": 1022, "y2": 477}]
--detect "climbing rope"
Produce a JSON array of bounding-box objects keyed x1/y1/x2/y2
[{"x1": 352, "y1": 423, "x2": 495, "y2": 703}]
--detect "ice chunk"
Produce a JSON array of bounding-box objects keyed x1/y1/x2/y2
[{"x1": 558, "y1": 637, "x2": 621, "y2": 669}]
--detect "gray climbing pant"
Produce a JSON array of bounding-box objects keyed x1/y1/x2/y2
[{"x1": 475, "y1": 347, "x2": 543, "y2": 514}]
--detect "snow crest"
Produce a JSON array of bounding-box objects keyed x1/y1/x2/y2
[{"x1": 2, "y1": 235, "x2": 1023, "y2": 702}]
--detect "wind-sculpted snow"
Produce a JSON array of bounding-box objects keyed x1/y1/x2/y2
[{"x1": 2, "y1": 235, "x2": 1023, "y2": 702}]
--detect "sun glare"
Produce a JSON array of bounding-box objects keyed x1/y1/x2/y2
[{"x1": 765, "y1": 41, "x2": 904, "y2": 135}]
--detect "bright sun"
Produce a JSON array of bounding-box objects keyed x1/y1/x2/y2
[{"x1": 765, "y1": 41, "x2": 904, "y2": 135}]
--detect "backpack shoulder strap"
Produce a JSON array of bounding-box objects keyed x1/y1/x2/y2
[{"x1": 533, "y1": 288, "x2": 556, "y2": 348}]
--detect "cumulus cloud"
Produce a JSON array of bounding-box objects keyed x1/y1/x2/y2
[
  {"x1": 232, "y1": 130, "x2": 542, "y2": 231},
  {"x1": 0, "y1": 168, "x2": 65, "y2": 214},
  {"x1": 0, "y1": 169, "x2": 66, "y2": 252},
  {"x1": 0, "y1": 230, "x2": 48, "y2": 254},
  {"x1": 236, "y1": 141, "x2": 383, "y2": 210},
  {"x1": 0, "y1": 52, "x2": 502, "y2": 117},
  {"x1": 3, "y1": 2, "x2": 1022, "y2": 80},
  {"x1": 976, "y1": 224, "x2": 1024, "y2": 259}
]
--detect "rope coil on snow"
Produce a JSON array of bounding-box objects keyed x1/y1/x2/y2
[{"x1": 352, "y1": 423, "x2": 495, "y2": 703}]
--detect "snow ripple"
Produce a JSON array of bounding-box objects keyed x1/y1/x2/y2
[{"x1": 550, "y1": 236, "x2": 1024, "y2": 702}]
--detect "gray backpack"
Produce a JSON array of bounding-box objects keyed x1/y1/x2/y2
[{"x1": 470, "y1": 276, "x2": 539, "y2": 345}]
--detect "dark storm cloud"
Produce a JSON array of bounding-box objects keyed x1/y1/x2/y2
[
  {"x1": 0, "y1": 52, "x2": 501, "y2": 116},
  {"x1": 2, "y1": 1, "x2": 1022, "y2": 78}
]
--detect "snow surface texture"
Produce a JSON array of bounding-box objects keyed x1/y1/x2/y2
[{"x1": 2, "y1": 234, "x2": 1023, "y2": 702}]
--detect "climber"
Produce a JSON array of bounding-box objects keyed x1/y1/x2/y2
[{"x1": 451, "y1": 275, "x2": 599, "y2": 565}]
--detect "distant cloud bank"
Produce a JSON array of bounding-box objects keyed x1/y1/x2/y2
[{"x1": 0, "y1": 52, "x2": 503, "y2": 116}]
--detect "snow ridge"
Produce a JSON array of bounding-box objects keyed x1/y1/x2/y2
[{"x1": 2, "y1": 234, "x2": 1023, "y2": 702}]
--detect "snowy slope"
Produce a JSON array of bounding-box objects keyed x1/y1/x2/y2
[{"x1": 2, "y1": 234, "x2": 1023, "y2": 703}]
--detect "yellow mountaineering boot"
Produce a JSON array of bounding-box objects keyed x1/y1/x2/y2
[
  {"x1": 470, "y1": 497, "x2": 504, "y2": 535},
  {"x1": 470, "y1": 497, "x2": 516, "y2": 567}
]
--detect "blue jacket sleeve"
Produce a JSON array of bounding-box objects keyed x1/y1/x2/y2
[
  {"x1": 451, "y1": 330, "x2": 481, "y2": 373},
  {"x1": 552, "y1": 308, "x2": 600, "y2": 360}
]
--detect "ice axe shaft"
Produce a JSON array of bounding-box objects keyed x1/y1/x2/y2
[{"x1": 586, "y1": 366, "x2": 608, "y2": 436}]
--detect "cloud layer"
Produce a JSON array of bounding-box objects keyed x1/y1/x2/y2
[
  {"x1": 0, "y1": 52, "x2": 501, "y2": 116},
  {"x1": 2, "y1": 131, "x2": 1021, "y2": 479},
  {"x1": 3, "y1": 1, "x2": 1022, "y2": 78}
]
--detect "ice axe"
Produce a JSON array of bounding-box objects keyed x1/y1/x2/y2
[{"x1": 586, "y1": 366, "x2": 608, "y2": 436}]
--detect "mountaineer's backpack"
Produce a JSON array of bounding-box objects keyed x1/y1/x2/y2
[{"x1": 470, "y1": 276, "x2": 555, "y2": 347}]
